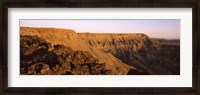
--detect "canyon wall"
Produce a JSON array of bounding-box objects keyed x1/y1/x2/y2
[{"x1": 20, "y1": 27, "x2": 180, "y2": 75}]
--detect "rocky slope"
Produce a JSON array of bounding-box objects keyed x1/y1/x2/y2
[
  {"x1": 20, "y1": 35, "x2": 113, "y2": 75},
  {"x1": 20, "y1": 27, "x2": 180, "y2": 75}
]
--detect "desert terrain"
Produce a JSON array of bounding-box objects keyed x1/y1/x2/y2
[{"x1": 20, "y1": 27, "x2": 180, "y2": 75}]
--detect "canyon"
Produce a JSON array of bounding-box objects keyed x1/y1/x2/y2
[{"x1": 20, "y1": 27, "x2": 180, "y2": 75}]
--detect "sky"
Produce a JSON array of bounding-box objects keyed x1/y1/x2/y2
[{"x1": 20, "y1": 20, "x2": 180, "y2": 39}]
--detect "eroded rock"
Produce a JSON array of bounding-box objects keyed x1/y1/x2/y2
[{"x1": 20, "y1": 35, "x2": 108, "y2": 75}]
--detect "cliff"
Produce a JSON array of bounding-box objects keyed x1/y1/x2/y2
[{"x1": 78, "y1": 33, "x2": 180, "y2": 74}]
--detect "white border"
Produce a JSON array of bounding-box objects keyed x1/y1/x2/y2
[{"x1": 8, "y1": 8, "x2": 192, "y2": 87}]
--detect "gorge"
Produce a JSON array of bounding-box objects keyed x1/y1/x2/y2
[{"x1": 20, "y1": 27, "x2": 180, "y2": 75}]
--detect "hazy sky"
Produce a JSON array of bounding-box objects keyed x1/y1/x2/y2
[{"x1": 20, "y1": 19, "x2": 180, "y2": 39}]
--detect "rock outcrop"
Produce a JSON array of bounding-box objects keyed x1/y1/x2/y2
[{"x1": 20, "y1": 35, "x2": 112, "y2": 75}]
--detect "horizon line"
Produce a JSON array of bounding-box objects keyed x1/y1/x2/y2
[{"x1": 20, "y1": 26, "x2": 180, "y2": 40}]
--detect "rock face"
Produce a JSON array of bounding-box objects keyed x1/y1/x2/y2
[
  {"x1": 20, "y1": 27, "x2": 180, "y2": 75},
  {"x1": 78, "y1": 33, "x2": 180, "y2": 75}
]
